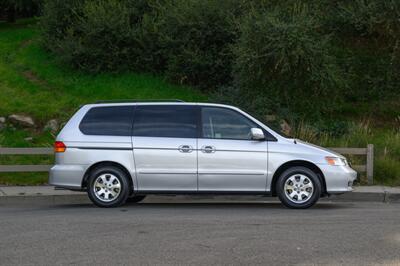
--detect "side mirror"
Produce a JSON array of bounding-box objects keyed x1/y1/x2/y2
[{"x1": 251, "y1": 128, "x2": 265, "y2": 140}]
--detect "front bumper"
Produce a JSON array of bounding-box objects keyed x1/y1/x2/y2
[
  {"x1": 49, "y1": 164, "x2": 88, "y2": 190},
  {"x1": 318, "y1": 164, "x2": 357, "y2": 194}
]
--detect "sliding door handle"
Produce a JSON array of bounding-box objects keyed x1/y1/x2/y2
[
  {"x1": 178, "y1": 145, "x2": 193, "y2": 153},
  {"x1": 201, "y1": 145, "x2": 216, "y2": 153}
]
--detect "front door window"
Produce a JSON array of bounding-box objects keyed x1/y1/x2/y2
[{"x1": 201, "y1": 107, "x2": 259, "y2": 140}]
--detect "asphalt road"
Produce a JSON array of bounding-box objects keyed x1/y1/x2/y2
[{"x1": 0, "y1": 199, "x2": 399, "y2": 265}]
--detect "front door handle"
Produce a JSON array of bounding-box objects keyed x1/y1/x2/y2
[
  {"x1": 178, "y1": 145, "x2": 193, "y2": 153},
  {"x1": 201, "y1": 145, "x2": 216, "y2": 153}
]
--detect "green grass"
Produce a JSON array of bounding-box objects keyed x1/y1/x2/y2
[{"x1": 0, "y1": 19, "x2": 204, "y2": 185}]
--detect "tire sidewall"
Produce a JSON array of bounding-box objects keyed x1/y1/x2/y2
[
  {"x1": 277, "y1": 166, "x2": 321, "y2": 209},
  {"x1": 87, "y1": 166, "x2": 130, "y2": 208}
]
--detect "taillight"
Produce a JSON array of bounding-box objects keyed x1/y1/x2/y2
[{"x1": 54, "y1": 141, "x2": 66, "y2": 153}]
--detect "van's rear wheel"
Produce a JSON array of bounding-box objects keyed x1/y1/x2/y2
[
  {"x1": 87, "y1": 166, "x2": 130, "y2": 208},
  {"x1": 277, "y1": 166, "x2": 321, "y2": 209}
]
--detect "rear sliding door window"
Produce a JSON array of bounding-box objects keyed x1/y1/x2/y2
[
  {"x1": 79, "y1": 106, "x2": 133, "y2": 136},
  {"x1": 133, "y1": 105, "x2": 197, "y2": 138}
]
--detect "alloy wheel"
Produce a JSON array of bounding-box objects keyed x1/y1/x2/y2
[
  {"x1": 284, "y1": 174, "x2": 314, "y2": 204},
  {"x1": 93, "y1": 173, "x2": 121, "y2": 202}
]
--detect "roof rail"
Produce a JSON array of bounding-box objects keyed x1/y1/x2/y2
[{"x1": 94, "y1": 99, "x2": 185, "y2": 104}]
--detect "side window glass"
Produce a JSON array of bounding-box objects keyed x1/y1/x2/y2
[
  {"x1": 133, "y1": 105, "x2": 197, "y2": 138},
  {"x1": 201, "y1": 107, "x2": 259, "y2": 140},
  {"x1": 79, "y1": 106, "x2": 133, "y2": 136}
]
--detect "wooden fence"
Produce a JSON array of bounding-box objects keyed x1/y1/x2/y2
[
  {"x1": 0, "y1": 147, "x2": 53, "y2": 173},
  {"x1": 0, "y1": 144, "x2": 374, "y2": 184},
  {"x1": 330, "y1": 144, "x2": 374, "y2": 184}
]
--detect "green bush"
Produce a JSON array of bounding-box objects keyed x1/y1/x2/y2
[
  {"x1": 336, "y1": 0, "x2": 400, "y2": 39},
  {"x1": 212, "y1": 85, "x2": 277, "y2": 121},
  {"x1": 333, "y1": 0, "x2": 400, "y2": 98},
  {"x1": 232, "y1": 6, "x2": 343, "y2": 118},
  {"x1": 41, "y1": 0, "x2": 157, "y2": 72},
  {"x1": 41, "y1": 0, "x2": 84, "y2": 46},
  {"x1": 153, "y1": 0, "x2": 240, "y2": 89},
  {"x1": 63, "y1": 0, "x2": 133, "y2": 72}
]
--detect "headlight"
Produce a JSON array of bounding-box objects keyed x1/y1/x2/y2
[{"x1": 325, "y1": 156, "x2": 347, "y2": 166}]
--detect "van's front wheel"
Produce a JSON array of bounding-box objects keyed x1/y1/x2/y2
[
  {"x1": 277, "y1": 167, "x2": 321, "y2": 209},
  {"x1": 87, "y1": 166, "x2": 130, "y2": 207}
]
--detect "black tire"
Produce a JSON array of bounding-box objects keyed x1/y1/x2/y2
[
  {"x1": 126, "y1": 195, "x2": 146, "y2": 203},
  {"x1": 276, "y1": 166, "x2": 321, "y2": 209},
  {"x1": 87, "y1": 166, "x2": 130, "y2": 208}
]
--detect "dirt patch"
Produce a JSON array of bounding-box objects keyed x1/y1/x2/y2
[
  {"x1": 20, "y1": 39, "x2": 33, "y2": 48},
  {"x1": 22, "y1": 70, "x2": 52, "y2": 90}
]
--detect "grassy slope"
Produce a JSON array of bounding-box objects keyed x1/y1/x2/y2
[
  {"x1": 0, "y1": 20, "x2": 399, "y2": 186},
  {"x1": 0, "y1": 19, "x2": 204, "y2": 185}
]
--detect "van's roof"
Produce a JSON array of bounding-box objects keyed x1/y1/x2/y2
[
  {"x1": 85, "y1": 101, "x2": 237, "y2": 109},
  {"x1": 94, "y1": 99, "x2": 185, "y2": 104}
]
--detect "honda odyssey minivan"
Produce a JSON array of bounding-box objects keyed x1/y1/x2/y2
[{"x1": 49, "y1": 100, "x2": 357, "y2": 208}]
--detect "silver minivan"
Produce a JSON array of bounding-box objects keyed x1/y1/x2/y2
[{"x1": 49, "y1": 101, "x2": 357, "y2": 208}]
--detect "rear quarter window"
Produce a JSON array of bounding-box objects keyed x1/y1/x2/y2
[{"x1": 79, "y1": 106, "x2": 134, "y2": 136}]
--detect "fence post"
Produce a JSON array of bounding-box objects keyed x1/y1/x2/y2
[{"x1": 366, "y1": 144, "x2": 374, "y2": 185}]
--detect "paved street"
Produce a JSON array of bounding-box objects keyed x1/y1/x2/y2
[{"x1": 0, "y1": 200, "x2": 399, "y2": 265}]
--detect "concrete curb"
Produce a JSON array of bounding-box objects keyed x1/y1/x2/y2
[
  {"x1": 385, "y1": 192, "x2": 400, "y2": 203},
  {"x1": 0, "y1": 194, "x2": 90, "y2": 205},
  {"x1": 1, "y1": 190, "x2": 400, "y2": 205}
]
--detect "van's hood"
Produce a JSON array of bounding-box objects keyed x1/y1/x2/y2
[{"x1": 286, "y1": 138, "x2": 345, "y2": 158}]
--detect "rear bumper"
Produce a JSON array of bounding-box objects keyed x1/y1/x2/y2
[
  {"x1": 49, "y1": 164, "x2": 88, "y2": 190},
  {"x1": 318, "y1": 164, "x2": 357, "y2": 194}
]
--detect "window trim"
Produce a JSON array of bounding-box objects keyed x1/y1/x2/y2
[
  {"x1": 132, "y1": 104, "x2": 199, "y2": 139},
  {"x1": 79, "y1": 104, "x2": 277, "y2": 141},
  {"x1": 79, "y1": 105, "x2": 134, "y2": 136},
  {"x1": 199, "y1": 106, "x2": 277, "y2": 142}
]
